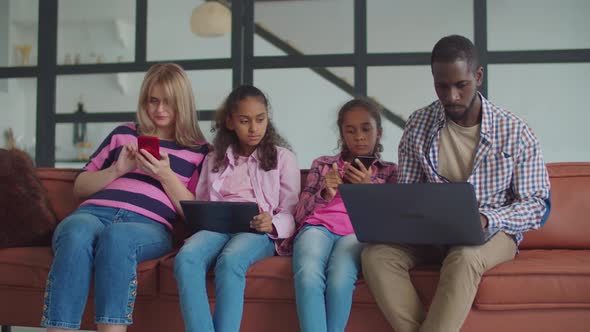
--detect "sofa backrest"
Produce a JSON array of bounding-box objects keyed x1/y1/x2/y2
[
  {"x1": 520, "y1": 163, "x2": 590, "y2": 249},
  {"x1": 37, "y1": 168, "x2": 80, "y2": 221},
  {"x1": 35, "y1": 168, "x2": 311, "y2": 221},
  {"x1": 36, "y1": 162, "x2": 590, "y2": 249}
]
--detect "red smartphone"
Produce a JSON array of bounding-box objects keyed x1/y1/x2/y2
[
  {"x1": 352, "y1": 155, "x2": 376, "y2": 170},
  {"x1": 137, "y1": 136, "x2": 160, "y2": 160}
]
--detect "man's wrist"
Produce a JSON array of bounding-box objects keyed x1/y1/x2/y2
[{"x1": 480, "y1": 213, "x2": 489, "y2": 228}]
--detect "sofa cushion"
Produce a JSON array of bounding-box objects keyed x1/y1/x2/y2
[
  {"x1": 159, "y1": 254, "x2": 303, "y2": 300},
  {"x1": 0, "y1": 246, "x2": 162, "y2": 297},
  {"x1": 521, "y1": 163, "x2": 590, "y2": 249},
  {"x1": 474, "y1": 249, "x2": 590, "y2": 310},
  {"x1": 0, "y1": 149, "x2": 57, "y2": 248},
  {"x1": 159, "y1": 254, "x2": 439, "y2": 305},
  {"x1": 161, "y1": 249, "x2": 590, "y2": 311},
  {"x1": 160, "y1": 255, "x2": 305, "y2": 301}
]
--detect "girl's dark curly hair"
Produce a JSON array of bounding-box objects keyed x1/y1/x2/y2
[
  {"x1": 337, "y1": 98, "x2": 384, "y2": 160},
  {"x1": 211, "y1": 85, "x2": 291, "y2": 172}
]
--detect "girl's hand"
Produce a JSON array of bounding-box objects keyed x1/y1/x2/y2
[
  {"x1": 114, "y1": 143, "x2": 138, "y2": 176},
  {"x1": 322, "y1": 163, "x2": 342, "y2": 201},
  {"x1": 136, "y1": 149, "x2": 174, "y2": 182},
  {"x1": 344, "y1": 159, "x2": 373, "y2": 184},
  {"x1": 250, "y1": 212, "x2": 274, "y2": 233}
]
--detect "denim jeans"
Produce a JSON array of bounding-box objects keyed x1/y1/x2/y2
[
  {"x1": 174, "y1": 230, "x2": 276, "y2": 332},
  {"x1": 293, "y1": 225, "x2": 364, "y2": 332},
  {"x1": 41, "y1": 204, "x2": 172, "y2": 329}
]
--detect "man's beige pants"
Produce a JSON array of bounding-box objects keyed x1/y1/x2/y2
[{"x1": 361, "y1": 232, "x2": 517, "y2": 332}]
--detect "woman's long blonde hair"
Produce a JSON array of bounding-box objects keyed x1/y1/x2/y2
[{"x1": 136, "y1": 63, "x2": 205, "y2": 147}]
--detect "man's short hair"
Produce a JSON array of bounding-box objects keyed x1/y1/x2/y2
[{"x1": 431, "y1": 35, "x2": 480, "y2": 72}]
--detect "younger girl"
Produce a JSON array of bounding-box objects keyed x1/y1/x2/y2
[
  {"x1": 42, "y1": 63, "x2": 209, "y2": 332},
  {"x1": 174, "y1": 85, "x2": 300, "y2": 332},
  {"x1": 292, "y1": 99, "x2": 397, "y2": 332}
]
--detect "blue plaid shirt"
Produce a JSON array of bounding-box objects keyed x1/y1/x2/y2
[{"x1": 398, "y1": 93, "x2": 551, "y2": 244}]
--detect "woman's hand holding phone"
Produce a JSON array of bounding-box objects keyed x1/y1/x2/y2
[
  {"x1": 344, "y1": 158, "x2": 373, "y2": 184},
  {"x1": 114, "y1": 143, "x2": 138, "y2": 177},
  {"x1": 136, "y1": 148, "x2": 173, "y2": 183},
  {"x1": 322, "y1": 163, "x2": 342, "y2": 201}
]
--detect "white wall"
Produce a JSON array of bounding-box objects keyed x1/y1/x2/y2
[
  {"x1": 1, "y1": 0, "x2": 37, "y2": 152},
  {"x1": 3, "y1": 0, "x2": 590, "y2": 166},
  {"x1": 57, "y1": 0, "x2": 134, "y2": 65},
  {"x1": 55, "y1": 122, "x2": 119, "y2": 161},
  {"x1": 0, "y1": 78, "x2": 36, "y2": 153},
  {"x1": 367, "y1": 0, "x2": 473, "y2": 53},
  {"x1": 8, "y1": 0, "x2": 38, "y2": 66},
  {"x1": 254, "y1": 0, "x2": 354, "y2": 56},
  {"x1": 255, "y1": 67, "x2": 352, "y2": 168},
  {"x1": 55, "y1": 70, "x2": 232, "y2": 114},
  {"x1": 147, "y1": 0, "x2": 231, "y2": 61},
  {"x1": 253, "y1": 42, "x2": 406, "y2": 167},
  {"x1": 486, "y1": 0, "x2": 590, "y2": 162},
  {"x1": 1, "y1": 1, "x2": 9, "y2": 69},
  {"x1": 488, "y1": 0, "x2": 590, "y2": 51},
  {"x1": 489, "y1": 63, "x2": 590, "y2": 162}
]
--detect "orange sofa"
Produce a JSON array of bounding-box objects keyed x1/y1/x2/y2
[{"x1": 1, "y1": 163, "x2": 589, "y2": 332}]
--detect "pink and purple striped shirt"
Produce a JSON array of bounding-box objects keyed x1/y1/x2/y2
[{"x1": 81, "y1": 123, "x2": 209, "y2": 229}]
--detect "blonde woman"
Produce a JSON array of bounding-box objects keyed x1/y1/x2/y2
[{"x1": 41, "y1": 63, "x2": 209, "y2": 332}]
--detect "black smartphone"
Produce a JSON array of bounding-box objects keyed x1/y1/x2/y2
[{"x1": 351, "y1": 155, "x2": 376, "y2": 170}]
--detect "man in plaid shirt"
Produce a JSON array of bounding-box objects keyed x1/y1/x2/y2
[{"x1": 362, "y1": 35, "x2": 551, "y2": 332}]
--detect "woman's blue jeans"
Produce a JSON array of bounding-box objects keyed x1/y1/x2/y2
[{"x1": 41, "y1": 205, "x2": 172, "y2": 329}]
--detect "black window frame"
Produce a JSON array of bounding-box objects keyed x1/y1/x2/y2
[{"x1": 0, "y1": 0, "x2": 588, "y2": 167}]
